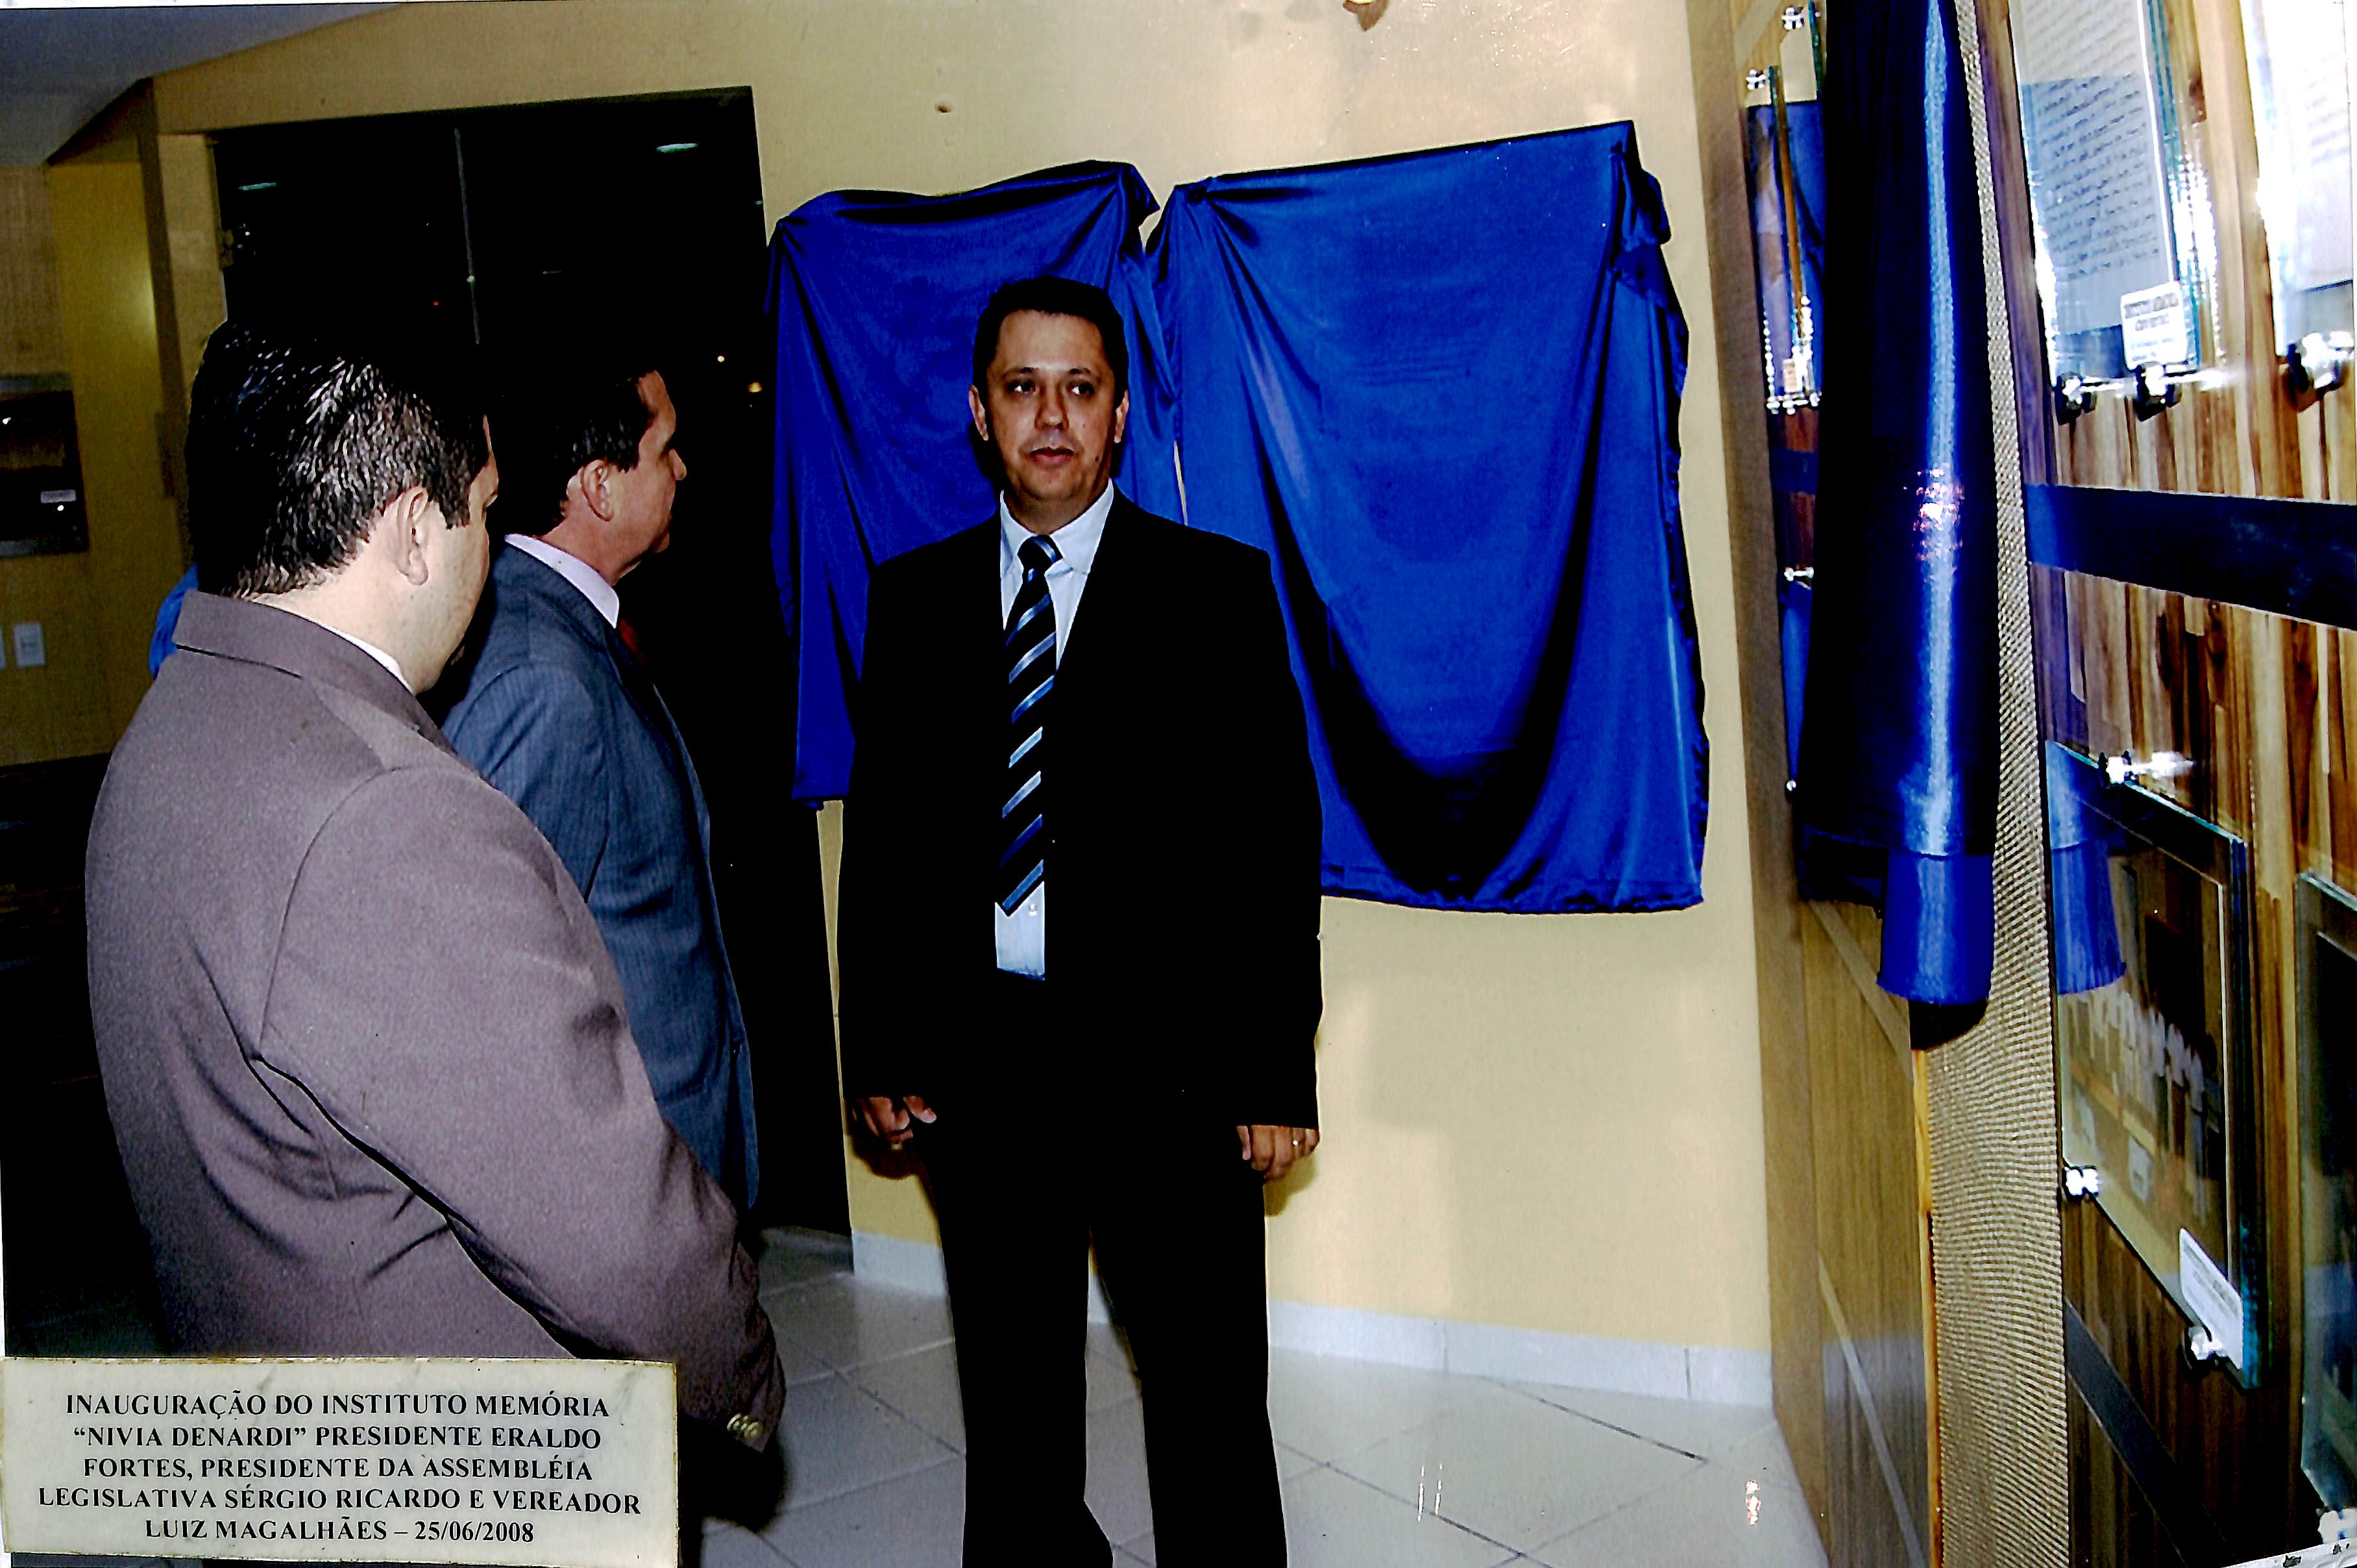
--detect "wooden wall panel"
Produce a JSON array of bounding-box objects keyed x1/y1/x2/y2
[
  {"x1": 0, "y1": 169, "x2": 69, "y2": 378},
  {"x1": 2046, "y1": 570, "x2": 2349, "y2": 1555},
  {"x1": 1984, "y1": 0, "x2": 2354, "y2": 1546},
  {"x1": 1803, "y1": 903, "x2": 1937, "y2": 1568}
]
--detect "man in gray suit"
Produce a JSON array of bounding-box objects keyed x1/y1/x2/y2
[
  {"x1": 86, "y1": 323, "x2": 782, "y2": 1450},
  {"x1": 435, "y1": 360, "x2": 758, "y2": 1212}
]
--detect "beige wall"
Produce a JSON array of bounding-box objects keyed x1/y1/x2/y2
[
  {"x1": 154, "y1": 0, "x2": 1772, "y2": 1356},
  {"x1": 0, "y1": 164, "x2": 151, "y2": 766}
]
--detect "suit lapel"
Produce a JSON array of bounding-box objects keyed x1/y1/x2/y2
[{"x1": 1051, "y1": 496, "x2": 1136, "y2": 733}]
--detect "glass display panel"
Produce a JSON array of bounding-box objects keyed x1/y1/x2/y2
[
  {"x1": 2301, "y1": 874, "x2": 2357, "y2": 1507},
  {"x1": 2048, "y1": 744, "x2": 2258, "y2": 1380},
  {"x1": 2009, "y1": 0, "x2": 2212, "y2": 380},
  {"x1": 1740, "y1": 7, "x2": 1824, "y2": 789},
  {"x1": 0, "y1": 379, "x2": 87, "y2": 559},
  {"x1": 2238, "y1": 0, "x2": 2354, "y2": 352}
]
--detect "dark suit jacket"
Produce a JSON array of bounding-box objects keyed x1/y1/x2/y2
[
  {"x1": 436, "y1": 545, "x2": 759, "y2": 1210},
  {"x1": 86, "y1": 593, "x2": 782, "y2": 1437},
  {"x1": 838, "y1": 495, "x2": 1322, "y2": 1127}
]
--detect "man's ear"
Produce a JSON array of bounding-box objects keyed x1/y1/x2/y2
[
  {"x1": 376, "y1": 487, "x2": 438, "y2": 587},
  {"x1": 968, "y1": 386, "x2": 990, "y2": 444},
  {"x1": 576, "y1": 460, "x2": 617, "y2": 522},
  {"x1": 1112, "y1": 388, "x2": 1130, "y2": 447}
]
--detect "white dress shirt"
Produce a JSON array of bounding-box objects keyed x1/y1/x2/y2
[
  {"x1": 325, "y1": 626, "x2": 409, "y2": 689},
  {"x1": 994, "y1": 482, "x2": 1116, "y2": 978},
  {"x1": 506, "y1": 532, "x2": 622, "y2": 628}
]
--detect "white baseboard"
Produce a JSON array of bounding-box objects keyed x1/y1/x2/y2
[{"x1": 849, "y1": 1230, "x2": 1770, "y2": 1406}]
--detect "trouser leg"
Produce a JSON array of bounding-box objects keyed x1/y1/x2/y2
[
  {"x1": 1092, "y1": 1118, "x2": 1286, "y2": 1567},
  {"x1": 922, "y1": 1105, "x2": 1110, "y2": 1567}
]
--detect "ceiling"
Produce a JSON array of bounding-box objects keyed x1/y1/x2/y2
[{"x1": 0, "y1": 2, "x2": 389, "y2": 167}]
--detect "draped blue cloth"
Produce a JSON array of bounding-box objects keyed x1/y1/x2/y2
[
  {"x1": 2045, "y1": 743, "x2": 2128, "y2": 994},
  {"x1": 768, "y1": 162, "x2": 1177, "y2": 800},
  {"x1": 1796, "y1": 0, "x2": 1999, "y2": 1003},
  {"x1": 1748, "y1": 99, "x2": 1826, "y2": 785},
  {"x1": 1745, "y1": 102, "x2": 1826, "y2": 400},
  {"x1": 1151, "y1": 124, "x2": 1707, "y2": 909}
]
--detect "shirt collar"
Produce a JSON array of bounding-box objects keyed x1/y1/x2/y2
[
  {"x1": 323, "y1": 625, "x2": 410, "y2": 689},
  {"x1": 505, "y1": 532, "x2": 622, "y2": 628},
  {"x1": 999, "y1": 482, "x2": 1116, "y2": 578}
]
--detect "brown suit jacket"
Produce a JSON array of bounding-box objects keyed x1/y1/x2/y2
[{"x1": 86, "y1": 593, "x2": 782, "y2": 1439}]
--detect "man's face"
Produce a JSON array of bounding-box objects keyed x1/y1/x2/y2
[
  {"x1": 969, "y1": 310, "x2": 1129, "y2": 530},
  {"x1": 605, "y1": 371, "x2": 686, "y2": 572},
  {"x1": 415, "y1": 443, "x2": 498, "y2": 686}
]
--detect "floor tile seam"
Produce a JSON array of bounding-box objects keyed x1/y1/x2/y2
[
  {"x1": 770, "y1": 1449, "x2": 962, "y2": 1520},
  {"x1": 1273, "y1": 1400, "x2": 1454, "y2": 1469},
  {"x1": 1324, "y1": 1427, "x2": 1707, "y2": 1556},
  {"x1": 1510, "y1": 1450, "x2": 1722, "y2": 1563},
  {"x1": 842, "y1": 1375, "x2": 966, "y2": 1454},
  {"x1": 703, "y1": 1521, "x2": 795, "y2": 1568},
  {"x1": 766, "y1": 1323, "x2": 957, "y2": 1372},
  {"x1": 1480, "y1": 1378, "x2": 1715, "y2": 1464},
  {"x1": 1308, "y1": 1461, "x2": 1533, "y2": 1556}
]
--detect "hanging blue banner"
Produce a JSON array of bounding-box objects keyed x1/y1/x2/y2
[
  {"x1": 1149, "y1": 125, "x2": 1708, "y2": 910},
  {"x1": 768, "y1": 162, "x2": 1174, "y2": 802}
]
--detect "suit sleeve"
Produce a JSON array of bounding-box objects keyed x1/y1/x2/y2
[
  {"x1": 260, "y1": 765, "x2": 783, "y2": 1439},
  {"x1": 1226, "y1": 556, "x2": 1324, "y2": 1129},
  {"x1": 440, "y1": 663, "x2": 611, "y2": 894},
  {"x1": 835, "y1": 557, "x2": 925, "y2": 1100}
]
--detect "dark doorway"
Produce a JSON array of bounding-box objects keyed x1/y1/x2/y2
[{"x1": 211, "y1": 91, "x2": 847, "y2": 1236}]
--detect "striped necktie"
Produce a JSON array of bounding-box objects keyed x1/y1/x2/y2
[{"x1": 997, "y1": 534, "x2": 1060, "y2": 912}]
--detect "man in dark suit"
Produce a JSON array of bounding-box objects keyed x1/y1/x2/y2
[
  {"x1": 435, "y1": 361, "x2": 759, "y2": 1212},
  {"x1": 86, "y1": 322, "x2": 781, "y2": 1449},
  {"x1": 838, "y1": 277, "x2": 1323, "y2": 1565}
]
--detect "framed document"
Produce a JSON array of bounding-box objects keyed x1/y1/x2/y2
[
  {"x1": 2008, "y1": 0, "x2": 2211, "y2": 381},
  {"x1": 2301, "y1": 874, "x2": 2357, "y2": 1506},
  {"x1": 2048, "y1": 746, "x2": 2261, "y2": 1384},
  {"x1": 2238, "y1": 0, "x2": 2354, "y2": 354}
]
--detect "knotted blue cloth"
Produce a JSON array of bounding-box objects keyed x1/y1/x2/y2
[
  {"x1": 1149, "y1": 124, "x2": 1707, "y2": 910},
  {"x1": 1796, "y1": 0, "x2": 2001, "y2": 1003},
  {"x1": 768, "y1": 162, "x2": 1175, "y2": 801}
]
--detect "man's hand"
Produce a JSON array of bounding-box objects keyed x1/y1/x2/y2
[
  {"x1": 856, "y1": 1095, "x2": 936, "y2": 1149},
  {"x1": 1238, "y1": 1124, "x2": 1319, "y2": 1183}
]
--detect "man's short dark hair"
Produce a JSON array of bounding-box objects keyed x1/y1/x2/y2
[
  {"x1": 188, "y1": 322, "x2": 488, "y2": 599},
  {"x1": 970, "y1": 276, "x2": 1129, "y2": 400},
  {"x1": 489, "y1": 353, "x2": 661, "y2": 539}
]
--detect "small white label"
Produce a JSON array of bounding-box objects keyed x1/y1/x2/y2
[
  {"x1": 2179, "y1": 1229, "x2": 2246, "y2": 1371},
  {"x1": 0, "y1": 1357, "x2": 678, "y2": 1565},
  {"x1": 2121, "y1": 280, "x2": 2191, "y2": 367},
  {"x1": 12, "y1": 621, "x2": 45, "y2": 668},
  {"x1": 38, "y1": 488, "x2": 76, "y2": 506}
]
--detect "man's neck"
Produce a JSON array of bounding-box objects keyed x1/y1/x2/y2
[
  {"x1": 539, "y1": 513, "x2": 636, "y2": 585},
  {"x1": 1006, "y1": 476, "x2": 1113, "y2": 536},
  {"x1": 250, "y1": 583, "x2": 415, "y2": 691}
]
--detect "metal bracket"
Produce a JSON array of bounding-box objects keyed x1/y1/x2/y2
[
  {"x1": 2103, "y1": 749, "x2": 2193, "y2": 787},
  {"x1": 2289, "y1": 331, "x2": 2356, "y2": 398},
  {"x1": 2051, "y1": 363, "x2": 2196, "y2": 424},
  {"x1": 2185, "y1": 1322, "x2": 2230, "y2": 1366}
]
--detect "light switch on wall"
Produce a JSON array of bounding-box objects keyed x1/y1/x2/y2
[{"x1": 12, "y1": 622, "x2": 46, "y2": 668}]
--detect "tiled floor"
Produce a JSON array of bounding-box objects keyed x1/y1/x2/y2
[{"x1": 732, "y1": 1232, "x2": 1831, "y2": 1568}]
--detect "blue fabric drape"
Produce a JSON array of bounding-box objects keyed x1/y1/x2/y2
[
  {"x1": 768, "y1": 162, "x2": 1176, "y2": 801},
  {"x1": 1745, "y1": 101, "x2": 1826, "y2": 399},
  {"x1": 1796, "y1": 0, "x2": 2000, "y2": 1003},
  {"x1": 1151, "y1": 125, "x2": 1707, "y2": 910},
  {"x1": 2044, "y1": 743, "x2": 2128, "y2": 994}
]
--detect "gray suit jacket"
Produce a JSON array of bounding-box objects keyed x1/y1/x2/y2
[
  {"x1": 86, "y1": 592, "x2": 782, "y2": 1438},
  {"x1": 437, "y1": 545, "x2": 757, "y2": 1210}
]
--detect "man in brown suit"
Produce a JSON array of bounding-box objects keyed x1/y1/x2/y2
[{"x1": 84, "y1": 323, "x2": 782, "y2": 1452}]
